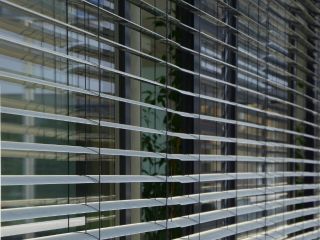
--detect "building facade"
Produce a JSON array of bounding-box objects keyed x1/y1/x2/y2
[{"x1": 1, "y1": 0, "x2": 320, "y2": 239}]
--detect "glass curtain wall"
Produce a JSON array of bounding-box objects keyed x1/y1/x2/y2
[{"x1": 1, "y1": 0, "x2": 320, "y2": 239}]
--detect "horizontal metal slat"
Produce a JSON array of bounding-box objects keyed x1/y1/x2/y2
[{"x1": 1, "y1": 217, "x2": 86, "y2": 237}]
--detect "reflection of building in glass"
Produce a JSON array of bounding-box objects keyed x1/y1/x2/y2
[{"x1": 1, "y1": 0, "x2": 320, "y2": 239}]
